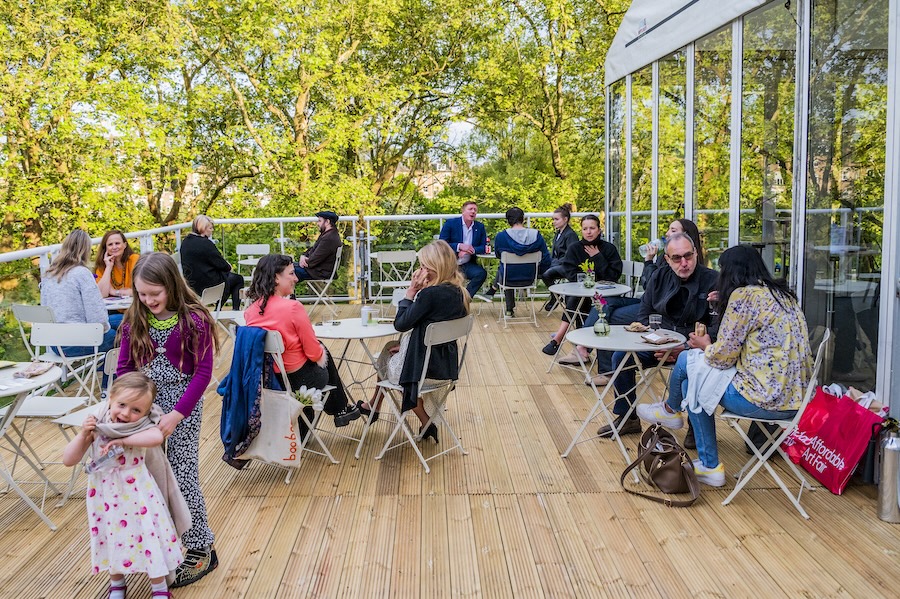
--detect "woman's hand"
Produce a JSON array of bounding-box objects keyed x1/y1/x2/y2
[
  {"x1": 407, "y1": 267, "x2": 430, "y2": 298},
  {"x1": 707, "y1": 290, "x2": 719, "y2": 303},
  {"x1": 646, "y1": 244, "x2": 658, "y2": 260},
  {"x1": 584, "y1": 245, "x2": 600, "y2": 258},
  {"x1": 688, "y1": 332, "x2": 711, "y2": 350},
  {"x1": 103, "y1": 251, "x2": 116, "y2": 269},
  {"x1": 158, "y1": 410, "x2": 185, "y2": 437}
]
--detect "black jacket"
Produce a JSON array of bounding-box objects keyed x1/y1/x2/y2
[
  {"x1": 180, "y1": 233, "x2": 234, "y2": 294},
  {"x1": 395, "y1": 284, "x2": 469, "y2": 412},
  {"x1": 303, "y1": 227, "x2": 342, "y2": 280},
  {"x1": 638, "y1": 264, "x2": 719, "y2": 339},
  {"x1": 561, "y1": 238, "x2": 623, "y2": 283},
  {"x1": 551, "y1": 225, "x2": 579, "y2": 262}
]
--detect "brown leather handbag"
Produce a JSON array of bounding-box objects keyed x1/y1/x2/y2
[{"x1": 620, "y1": 424, "x2": 701, "y2": 507}]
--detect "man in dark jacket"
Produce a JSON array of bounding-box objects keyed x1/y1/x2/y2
[
  {"x1": 294, "y1": 210, "x2": 342, "y2": 280},
  {"x1": 600, "y1": 233, "x2": 718, "y2": 437},
  {"x1": 493, "y1": 207, "x2": 551, "y2": 315}
]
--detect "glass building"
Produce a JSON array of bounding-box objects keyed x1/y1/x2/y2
[{"x1": 604, "y1": 0, "x2": 899, "y2": 412}]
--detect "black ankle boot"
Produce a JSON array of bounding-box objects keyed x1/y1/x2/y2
[{"x1": 420, "y1": 423, "x2": 439, "y2": 444}]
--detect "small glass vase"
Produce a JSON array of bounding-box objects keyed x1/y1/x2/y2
[
  {"x1": 593, "y1": 314, "x2": 610, "y2": 336},
  {"x1": 583, "y1": 272, "x2": 596, "y2": 288}
]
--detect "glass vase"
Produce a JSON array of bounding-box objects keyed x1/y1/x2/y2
[
  {"x1": 593, "y1": 314, "x2": 610, "y2": 336},
  {"x1": 583, "y1": 272, "x2": 595, "y2": 288}
]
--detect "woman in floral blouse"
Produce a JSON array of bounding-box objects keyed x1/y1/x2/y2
[{"x1": 637, "y1": 244, "x2": 812, "y2": 487}]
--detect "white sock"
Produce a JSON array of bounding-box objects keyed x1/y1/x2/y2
[
  {"x1": 109, "y1": 579, "x2": 126, "y2": 599},
  {"x1": 151, "y1": 580, "x2": 168, "y2": 594}
]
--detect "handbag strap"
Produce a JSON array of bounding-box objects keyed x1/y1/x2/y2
[{"x1": 620, "y1": 426, "x2": 701, "y2": 507}]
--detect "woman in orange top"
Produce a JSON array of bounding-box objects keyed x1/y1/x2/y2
[
  {"x1": 243, "y1": 254, "x2": 360, "y2": 430},
  {"x1": 95, "y1": 230, "x2": 139, "y2": 299}
]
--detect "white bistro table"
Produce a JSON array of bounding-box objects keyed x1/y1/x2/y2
[
  {"x1": 313, "y1": 318, "x2": 399, "y2": 399},
  {"x1": 546, "y1": 282, "x2": 631, "y2": 372},
  {"x1": 103, "y1": 296, "x2": 133, "y2": 311},
  {"x1": 560, "y1": 326, "x2": 685, "y2": 481},
  {"x1": 0, "y1": 362, "x2": 63, "y2": 529}
]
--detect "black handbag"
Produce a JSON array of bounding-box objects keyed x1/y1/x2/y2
[{"x1": 620, "y1": 424, "x2": 701, "y2": 507}]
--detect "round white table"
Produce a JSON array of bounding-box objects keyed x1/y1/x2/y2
[
  {"x1": 103, "y1": 296, "x2": 133, "y2": 311},
  {"x1": 560, "y1": 325, "x2": 685, "y2": 480},
  {"x1": 0, "y1": 362, "x2": 63, "y2": 529},
  {"x1": 313, "y1": 318, "x2": 399, "y2": 399}
]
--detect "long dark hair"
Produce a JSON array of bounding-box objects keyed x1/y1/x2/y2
[
  {"x1": 715, "y1": 245, "x2": 796, "y2": 314},
  {"x1": 94, "y1": 230, "x2": 134, "y2": 271},
  {"x1": 247, "y1": 254, "x2": 293, "y2": 315},
  {"x1": 675, "y1": 218, "x2": 706, "y2": 265}
]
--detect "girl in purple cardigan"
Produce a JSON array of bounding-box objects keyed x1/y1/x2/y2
[{"x1": 117, "y1": 252, "x2": 219, "y2": 589}]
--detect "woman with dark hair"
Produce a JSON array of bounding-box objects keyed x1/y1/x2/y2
[
  {"x1": 180, "y1": 215, "x2": 244, "y2": 308},
  {"x1": 541, "y1": 214, "x2": 622, "y2": 355},
  {"x1": 540, "y1": 203, "x2": 579, "y2": 310},
  {"x1": 636, "y1": 244, "x2": 812, "y2": 487},
  {"x1": 95, "y1": 230, "x2": 138, "y2": 299},
  {"x1": 243, "y1": 254, "x2": 360, "y2": 428}
]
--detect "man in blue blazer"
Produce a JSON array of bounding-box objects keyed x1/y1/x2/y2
[{"x1": 439, "y1": 200, "x2": 487, "y2": 298}]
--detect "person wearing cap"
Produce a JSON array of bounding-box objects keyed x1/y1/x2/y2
[{"x1": 294, "y1": 210, "x2": 343, "y2": 281}]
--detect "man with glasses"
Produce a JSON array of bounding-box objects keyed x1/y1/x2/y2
[{"x1": 598, "y1": 232, "x2": 719, "y2": 438}]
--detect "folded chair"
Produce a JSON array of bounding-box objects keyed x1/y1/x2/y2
[
  {"x1": 373, "y1": 250, "x2": 417, "y2": 300},
  {"x1": 497, "y1": 251, "x2": 542, "y2": 327},
  {"x1": 236, "y1": 243, "x2": 270, "y2": 285},
  {"x1": 374, "y1": 315, "x2": 473, "y2": 473},
  {"x1": 264, "y1": 331, "x2": 337, "y2": 483},
  {"x1": 719, "y1": 329, "x2": 831, "y2": 519},
  {"x1": 299, "y1": 245, "x2": 343, "y2": 318}
]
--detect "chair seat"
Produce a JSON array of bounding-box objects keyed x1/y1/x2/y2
[
  {"x1": 52, "y1": 403, "x2": 103, "y2": 427},
  {"x1": 238, "y1": 258, "x2": 261, "y2": 266},
  {"x1": 719, "y1": 411, "x2": 792, "y2": 426},
  {"x1": 1, "y1": 396, "x2": 87, "y2": 418}
]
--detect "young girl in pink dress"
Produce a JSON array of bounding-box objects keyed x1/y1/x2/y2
[{"x1": 63, "y1": 372, "x2": 189, "y2": 599}]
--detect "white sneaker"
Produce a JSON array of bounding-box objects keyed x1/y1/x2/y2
[
  {"x1": 635, "y1": 401, "x2": 684, "y2": 429},
  {"x1": 692, "y1": 459, "x2": 726, "y2": 487},
  {"x1": 474, "y1": 294, "x2": 492, "y2": 302}
]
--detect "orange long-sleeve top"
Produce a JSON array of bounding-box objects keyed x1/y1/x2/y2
[{"x1": 243, "y1": 295, "x2": 324, "y2": 373}]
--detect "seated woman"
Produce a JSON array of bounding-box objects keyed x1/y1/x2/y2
[
  {"x1": 359, "y1": 240, "x2": 470, "y2": 442},
  {"x1": 636, "y1": 245, "x2": 812, "y2": 486},
  {"x1": 95, "y1": 229, "x2": 139, "y2": 329},
  {"x1": 243, "y1": 254, "x2": 360, "y2": 431},
  {"x1": 180, "y1": 215, "x2": 243, "y2": 309},
  {"x1": 540, "y1": 203, "x2": 579, "y2": 311},
  {"x1": 40, "y1": 229, "x2": 117, "y2": 358},
  {"x1": 541, "y1": 214, "x2": 622, "y2": 356}
]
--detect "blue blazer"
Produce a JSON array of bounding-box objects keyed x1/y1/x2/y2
[{"x1": 439, "y1": 217, "x2": 487, "y2": 261}]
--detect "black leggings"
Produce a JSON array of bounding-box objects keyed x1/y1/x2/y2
[
  {"x1": 279, "y1": 349, "x2": 349, "y2": 415},
  {"x1": 222, "y1": 272, "x2": 244, "y2": 309}
]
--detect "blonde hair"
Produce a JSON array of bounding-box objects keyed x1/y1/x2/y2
[
  {"x1": 417, "y1": 240, "x2": 471, "y2": 312},
  {"x1": 191, "y1": 215, "x2": 213, "y2": 235},
  {"x1": 109, "y1": 372, "x2": 157, "y2": 415},
  {"x1": 46, "y1": 229, "x2": 92, "y2": 281}
]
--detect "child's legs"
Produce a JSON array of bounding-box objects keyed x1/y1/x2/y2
[{"x1": 166, "y1": 399, "x2": 215, "y2": 550}]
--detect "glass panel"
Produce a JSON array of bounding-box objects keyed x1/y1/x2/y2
[
  {"x1": 741, "y1": 2, "x2": 796, "y2": 279},
  {"x1": 693, "y1": 26, "x2": 732, "y2": 267},
  {"x1": 658, "y1": 51, "x2": 687, "y2": 239},
  {"x1": 804, "y1": 0, "x2": 887, "y2": 389},
  {"x1": 608, "y1": 80, "x2": 627, "y2": 256},
  {"x1": 631, "y1": 67, "x2": 653, "y2": 261}
]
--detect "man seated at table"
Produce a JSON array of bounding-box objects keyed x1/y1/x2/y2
[
  {"x1": 599, "y1": 233, "x2": 719, "y2": 437},
  {"x1": 493, "y1": 207, "x2": 551, "y2": 317},
  {"x1": 439, "y1": 200, "x2": 487, "y2": 299},
  {"x1": 294, "y1": 210, "x2": 342, "y2": 281}
]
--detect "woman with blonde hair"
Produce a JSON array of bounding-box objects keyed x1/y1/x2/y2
[
  {"x1": 40, "y1": 229, "x2": 116, "y2": 356},
  {"x1": 360, "y1": 240, "x2": 470, "y2": 441},
  {"x1": 180, "y1": 215, "x2": 243, "y2": 308}
]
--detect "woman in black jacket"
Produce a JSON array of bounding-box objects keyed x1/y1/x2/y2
[
  {"x1": 361, "y1": 240, "x2": 470, "y2": 442},
  {"x1": 180, "y1": 215, "x2": 244, "y2": 308},
  {"x1": 540, "y1": 203, "x2": 580, "y2": 310}
]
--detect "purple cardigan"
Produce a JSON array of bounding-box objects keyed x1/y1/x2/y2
[{"x1": 117, "y1": 311, "x2": 214, "y2": 417}]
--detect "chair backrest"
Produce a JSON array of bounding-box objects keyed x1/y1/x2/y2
[
  {"x1": 104, "y1": 347, "x2": 120, "y2": 395},
  {"x1": 236, "y1": 244, "x2": 270, "y2": 258},
  {"x1": 31, "y1": 322, "x2": 104, "y2": 352},
  {"x1": 391, "y1": 288, "x2": 409, "y2": 307},
  {"x1": 172, "y1": 250, "x2": 183, "y2": 274},
  {"x1": 326, "y1": 245, "x2": 343, "y2": 280},
  {"x1": 786, "y1": 329, "x2": 832, "y2": 428},
  {"x1": 419, "y1": 315, "x2": 474, "y2": 388},
  {"x1": 376, "y1": 250, "x2": 417, "y2": 282},
  {"x1": 199, "y1": 282, "x2": 226, "y2": 308},
  {"x1": 262, "y1": 330, "x2": 292, "y2": 394},
  {"x1": 11, "y1": 304, "x2": 56, "y2": 359},
  {"x1": 499, "y1": 251, "x2": 541, "y2": 286}
]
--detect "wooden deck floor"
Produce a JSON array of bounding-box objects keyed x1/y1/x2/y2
[{"x1": 1, "y1": 304, "x2": 899, "y2": 598}]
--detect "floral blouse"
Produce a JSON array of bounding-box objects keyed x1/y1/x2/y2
[{"x1": 704, "y1": 285, "x2": 812, "y2": 411}]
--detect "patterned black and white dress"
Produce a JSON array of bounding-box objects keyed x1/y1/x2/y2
[{"x1": 143, "y1": 323, "x2": 215, "y2": 551}]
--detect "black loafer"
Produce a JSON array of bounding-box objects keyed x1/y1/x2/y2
[
  {"x1": 542, "y1": 340, "x2": 560, "y2": 355},
  {"x1": 355, "y1": 400, "x2": 379, "y2": 424},
  {"x1": 683, "y1": 427, "x2": 696, "y2": 449}
]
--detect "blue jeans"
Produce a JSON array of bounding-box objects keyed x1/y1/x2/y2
[
  {"x1": 459, "y1": 261, "x2": 487, "y2": 298},
  {"x1": 294, "y1": 265, "x2": 311, "y2": 281},
  {"x1": 611, "y1": 350, "x2": 658, "y2": 417},
  {"x1": 108, "y1": 313, "x2": 124, "y2": 330}
]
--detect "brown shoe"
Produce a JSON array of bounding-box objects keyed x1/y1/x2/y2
[
  {"x1": 597, "y1": 416, "x2": 641, "y2": 438},
  {"x1": 585, "y1": 373, "x2": 610, "y2": 387}
]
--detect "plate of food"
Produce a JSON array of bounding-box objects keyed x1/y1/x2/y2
[{"x1": 624, "y1": 322, "x2": 650, "y2": 333}]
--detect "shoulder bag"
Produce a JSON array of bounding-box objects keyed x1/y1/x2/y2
[{"x1": 620, "y1": 424, "x2": 701, "y2": 507}]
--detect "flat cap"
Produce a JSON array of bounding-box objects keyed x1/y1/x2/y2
[{"x1": 315, "y1": 210, "x2": 339, "y2": 224}]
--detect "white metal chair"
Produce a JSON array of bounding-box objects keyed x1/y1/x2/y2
[
  {"x1": 372, "y1": 250, "x2": 417, "y2": 299},
  {"x1": 374, "y1": 315, "x2": 473, "y2": 473},
  {"x1": 263, "y1": 331, "x2": 337, "y2": 482},
  {"x1": 30, "y1": 322, "x2": 105, "y2": 402},
  {"x1": 199, "y1": 282, "x2": 229, "y2": 381},
  {"x1": 497, "y1": 251, "x2": 542, "y2": 327},
  {"x1": 236, "y1": 243, "x2": 270, "y2": 285},
  {"x1": 719, "y1": 329, "x2": 831, "y2": 519},
  {"x1": 299, "y1": 245, "x2": 343, "y2": 318},
  {"x1": 172, "y1": 250, "x2": 183, "y2": 274}
]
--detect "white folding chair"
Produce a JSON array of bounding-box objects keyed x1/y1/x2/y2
[
  {"x1": 264, "y1": 331, "x2": 337, "y2": 483},
  {"x1": 719, "y1": 329, "x2": 831, "y2": 519},
  {"x1": 199, "y1": 282, "x2": 229, "y2": 382},
  {"x1": 374, "y1": 315, "x2": 473, "y2": 473},
  {"x1": 29, "y1": 322, "x2": 104, "y2": 402},
  {"x1": 497, "y1": 251, "x2": 542, "y2": 327},
  {"x1": 11, "y1": 305, "x2": 67, "y2": 395},
  {"x1": 236, "y1": 243, "x2": 270, "y2": 285},
  {"x1": 300, "y1": 245, "x2": 343, "y2": 318},
  {"x1": 172, "y1": 250, "x2": 183, "y2": 275},
  {"x1": 373, "y1": 250, "x2": 417, "y2": 299}
]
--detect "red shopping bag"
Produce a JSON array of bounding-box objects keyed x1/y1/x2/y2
[{"x1": 782, "y1": 386, "x2": 884, "y2": 494}]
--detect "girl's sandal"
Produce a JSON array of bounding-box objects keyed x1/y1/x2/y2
[
  {"x1": 151, "y1": 592, "x2": 172, "y2": 598},
  {"x1": 108, "y1": 584, "x2": 127, "y2": 599}
]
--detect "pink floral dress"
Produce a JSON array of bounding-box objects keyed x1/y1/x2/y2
[{"x1": 86, "y1": 434, "x2": 184, "y2": 578}]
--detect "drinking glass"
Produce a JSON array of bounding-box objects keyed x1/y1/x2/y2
[
  {"x1": 649, "y1": 314, "x2": 662, "y2": 331},
  {"x1": 576, "y1": 273, "x2": 585, "y2": 283}
]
